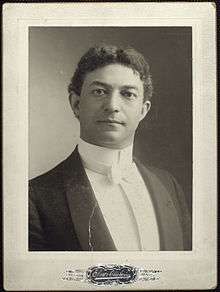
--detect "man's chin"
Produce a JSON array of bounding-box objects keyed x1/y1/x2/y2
[
  {"x1": 98, "y1": 130, "x2": 123, "y2": 140},
  {"x1": 92, "y1": 132, "x2": 132, "y2": 149}
]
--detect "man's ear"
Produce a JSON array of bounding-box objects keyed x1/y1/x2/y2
[
  {"x1": 140, "y1": 100, "x2": 151, "y2": 121},
  {"x1": 69, "y1": 92, "x2": 80, "y2": 119}
]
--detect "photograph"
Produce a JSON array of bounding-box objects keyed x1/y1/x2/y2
[
  {"x1": 29, "y1": 27, "x2": 192, "y2": 252},
  {"x1": 3, "y1": 3, "x2": 216, "y2": 291}
]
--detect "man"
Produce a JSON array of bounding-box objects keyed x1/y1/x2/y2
[{"x1": 29, "y1": 44, "x2": 191, "y2": 251}]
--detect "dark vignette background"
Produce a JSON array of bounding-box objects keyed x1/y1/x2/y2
[{"x1": 29, "y1": 27, "x2": 192, "y2": 211}]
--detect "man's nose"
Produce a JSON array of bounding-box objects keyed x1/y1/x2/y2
[{"x1": 103, "y1": 91, "x2": 121, "y2": 113}]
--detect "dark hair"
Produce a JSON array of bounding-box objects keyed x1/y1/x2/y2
[{"x1": 68, "y1": 44, "x2": 153, "y2": 101}]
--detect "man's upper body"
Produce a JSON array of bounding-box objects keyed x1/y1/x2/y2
[
  {"x1": 29, "y1": 144, "x2": 191, "y2": 251},
  {"x1": 29, "y1": 44, "x2": 192, "y2": 251}
]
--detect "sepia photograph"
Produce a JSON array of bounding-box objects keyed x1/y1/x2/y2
[
  {"x1": 3, "y1": 3, "x2": 216, "y2": 291},
  {"x1": 29, "y1": 27, "x2": 192, "y2": 252}
]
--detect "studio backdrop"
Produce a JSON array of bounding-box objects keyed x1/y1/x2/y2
[{"x1": 29, "y1": 27, "x2": 192, "y2": 210}]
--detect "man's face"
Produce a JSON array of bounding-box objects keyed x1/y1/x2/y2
[{"x1": 70, "y1": 64, "x2": 151, "y2": 149}]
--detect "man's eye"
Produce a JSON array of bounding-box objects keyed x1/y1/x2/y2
[
  {"x1": 121, "y1": 90, "x2": 137, "y2": 100},
  {"x1": 92, "y1": 88, "x2": 106, "y2": 96}
]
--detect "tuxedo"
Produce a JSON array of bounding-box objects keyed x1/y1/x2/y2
[{"x1": 29, "y1": 147, "x2": 192, "y2": 251}]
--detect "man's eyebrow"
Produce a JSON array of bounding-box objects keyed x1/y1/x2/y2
[
  {"x1": 121, "y1": 85, "x2": 139, "y2": 91},
  {"x1": 89, "y1": 81, "x2": 139, "y2": 91},
  {"x1": 88, "y1": 81, "x2": 111, "y2": 88}
]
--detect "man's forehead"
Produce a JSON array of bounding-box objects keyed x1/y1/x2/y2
[{"x1": 82, "y1": 63, "x2": 144, "y2": 89}]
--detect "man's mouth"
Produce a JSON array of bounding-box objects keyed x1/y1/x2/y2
[{"x1": 97, "y1": 119, "x2": 125, "y2": 125}]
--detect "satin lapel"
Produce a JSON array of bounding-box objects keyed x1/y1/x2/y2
[
  {"x1": 63, "y1": 148, "x2": 116, "y2": 251},
  {"x1": 135, "y1": 159, "x2": 184, "y2": 251}
]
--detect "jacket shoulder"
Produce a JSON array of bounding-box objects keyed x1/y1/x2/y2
[
  {"x1": 29, "y1": 148, "x2": 79, "y2": 190},
  {"x1": 29, "y1": 158, "x2": 66, "y2": 189},
  {"x1": 135, "y1": 159, "x2": 176, "y2": 189}
]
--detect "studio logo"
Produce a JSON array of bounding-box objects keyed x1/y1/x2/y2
[
  {"x1": 61, "y1": 265, "x2": 162, "y2": 285},
  {"x1": 86, "y1": 264, "x2": 137, "y2": 285}
]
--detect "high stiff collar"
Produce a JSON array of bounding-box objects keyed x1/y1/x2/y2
[{"x1": 78, "y1": 138, "x2": 133, "y2": 176}]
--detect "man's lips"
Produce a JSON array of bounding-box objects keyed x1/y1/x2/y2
[{"x1": 97, "y1": 119, "x2": 125, "y2": 125}]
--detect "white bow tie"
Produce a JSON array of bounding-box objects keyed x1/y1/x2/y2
[
  {"x1": 81, "y1": 155, "x2": 136, "y2": 185},
  {"x1": 107, "y1": 163, "x2": 136, "y2": 185}
]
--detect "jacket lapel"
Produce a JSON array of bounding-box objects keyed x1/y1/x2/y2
[
  {"x1": 63, "y1": 148, "x2": 116, "y2": 251},
  {"x1": 135, "y1": 159, "x2": 184, "y2": 250}
]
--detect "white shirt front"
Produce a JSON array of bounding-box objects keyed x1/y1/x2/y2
[{"x1": 78, "y1": 139, "x2": 160, "y2": 251}]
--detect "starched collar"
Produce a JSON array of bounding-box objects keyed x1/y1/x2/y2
[{"x1": 78, "y1": 138, "x2": 134, "y2": 182}]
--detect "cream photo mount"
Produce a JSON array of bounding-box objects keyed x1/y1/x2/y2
[{"x1": 3, "y1": 3, "x2": 217, "y2": 291}]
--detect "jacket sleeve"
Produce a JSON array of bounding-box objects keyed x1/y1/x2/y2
[{"x1": 29, "y1": 184, "x2": 48, "y2": 251}]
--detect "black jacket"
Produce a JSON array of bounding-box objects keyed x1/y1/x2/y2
[{"x1": 29, "y1": 148, "x2": 192, "y2": 251}]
